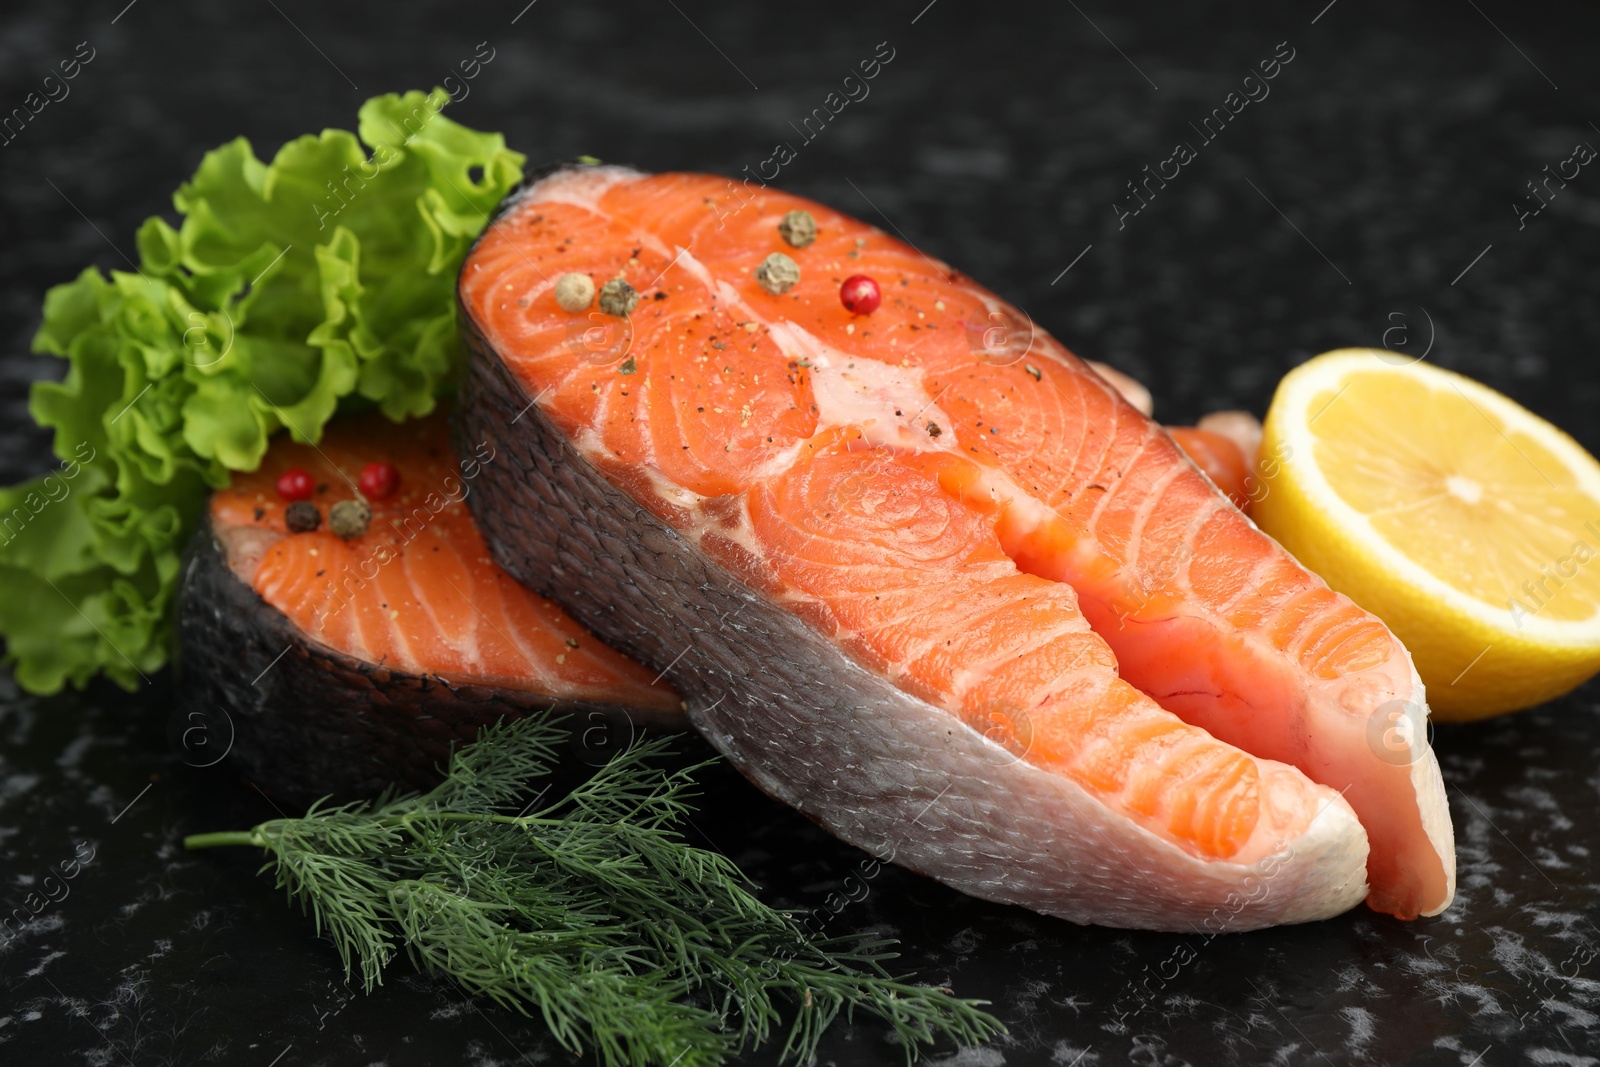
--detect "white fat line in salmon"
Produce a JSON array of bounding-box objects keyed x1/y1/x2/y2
[
  {"x1": 1102, "y1": 438, "x2": 1296, "y2": 625},
  {"x1": 638, "y1": 317, "x2": 1257, "y2": 682},
  {"x1": 0, "y1": 441, "x2": 97, "y2": 548},
  {"x1": 555, "y1": 279, "x2": 1208, "y2": 678},
  {"x1": 1113, "y1": 40, "x2": 1296, "y2": 231},
  {"x1": 320, "y1": 440, "x2": 497, "y2": 620},
  {"x1": 735, "y1": 41, "x2": 896, "y2": 187}
]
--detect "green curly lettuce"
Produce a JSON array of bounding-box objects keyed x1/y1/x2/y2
[{"x1": 0, "y1": 89, "x2": 525, "y2": 693}]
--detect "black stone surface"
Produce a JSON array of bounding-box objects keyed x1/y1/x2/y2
[{"x1": 3, "y1": 1, "x2": 1600, "y2": 1064}]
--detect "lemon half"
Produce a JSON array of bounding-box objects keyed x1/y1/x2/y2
[{"x1": 1254, "y1": 348, "x2": 1600, "y2": 720}]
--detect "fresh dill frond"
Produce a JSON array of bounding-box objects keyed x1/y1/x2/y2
[{"x1": 184, "y1": 716, "x2": 1005, "y2": 1066}]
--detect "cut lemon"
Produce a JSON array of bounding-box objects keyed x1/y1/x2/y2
[{"x1": 1254, "y1": 348, "x2": 1600, "y2": 720}]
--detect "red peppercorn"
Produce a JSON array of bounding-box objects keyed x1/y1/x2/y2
[
  {"x1": 275, "y1": 467, "x2": 314, "y2": 501},
  {"x1": 839, "y1": 274, "x2": 881, "y2": 315},
  {"x1": 359, "y1": 461, "x2": 401, "y2": 500}
]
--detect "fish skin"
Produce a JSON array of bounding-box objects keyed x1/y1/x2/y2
[{"x1": 177, "y1": 515, "x2": 656, "y2": 806}]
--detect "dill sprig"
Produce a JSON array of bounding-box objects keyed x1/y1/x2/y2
[{"x1": 184, "y1": 716, "x2": 1004, "y2": 1065}]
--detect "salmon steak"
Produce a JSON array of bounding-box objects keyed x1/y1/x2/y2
[
  {"x1": 455, "y1": 164, "x2": 1455, "y2": 929},
  {"x1": 178, "y1": 407, "x2": 680, "y2": 805}
]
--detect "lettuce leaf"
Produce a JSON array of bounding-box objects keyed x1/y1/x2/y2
[{"x1": 0, "y1": 90, "x2": 525, "y2": 693}]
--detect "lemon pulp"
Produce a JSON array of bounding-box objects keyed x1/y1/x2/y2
[{"x1": 1255, "y1": 350, "x2": 1600, "y2": 719}]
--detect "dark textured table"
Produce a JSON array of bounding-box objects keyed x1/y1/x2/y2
[{"x1": 4, "y1": 1, "x2": 1600, "y2": 1064}]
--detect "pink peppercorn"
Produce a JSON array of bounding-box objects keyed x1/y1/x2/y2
[
  {"x1": 359, "y1": 462, "x2": 401, "y2": 500},
  {"x1": 839, "y1": 274, "x2": 881, "y2": 315},
  {"x1": 275, "y1": 468, "x2": 314, "y2": 501}
]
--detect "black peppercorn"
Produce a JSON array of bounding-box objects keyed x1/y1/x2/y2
[{"x1": 285, "y1": 500, "x2": 322, "y2": 533}]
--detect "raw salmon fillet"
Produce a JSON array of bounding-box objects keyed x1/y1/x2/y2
[
  {"x1": 180, "y1": 406, "x2": 681, "y2": 805},
  {"x1": 207, "y1": 408, "x2": 679, "y2": 714},
  {"x1": 455, "y1": 165, "x2": 1455, "y2": 928}
]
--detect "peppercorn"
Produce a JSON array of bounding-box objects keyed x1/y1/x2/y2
[
  {"x1": 329, "y1": 499, "x2": 372, "y2": 540},
  {"x1": 598, "y1": 277, "x2": 639, "y2": 317},
  {"x1": 359, "y1": 462, "x2": 401, "y2": 500},
  {"x1": 839, "y1": 275, "x2": 881, "y2": 314},
  {"x1": 554, "y1": 272, "x2": 595, "y2": 312},
  {"x1": 285, "y1": 500, "x2": 322, "y2": 533},
  {"x1": 777, "y1": 210, "x2": 817, "y2": 248},
  {"x1": 276, "y1": 467, "x2": 314, "y2": 501},
  {"x1": 755, "y1": 253, "x2": 800, "y2": 295}
]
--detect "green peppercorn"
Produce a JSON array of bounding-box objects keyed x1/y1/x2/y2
[{"x1": 329, "y1": 499, "x2": 372, "y2": 540}]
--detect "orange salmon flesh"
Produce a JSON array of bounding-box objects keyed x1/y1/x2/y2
[
  {"x1": 458, "y1": 167, "x2": 1454, "y2": 926},
  {"x1": 209, "y1": 409, "x2": 680, "y2": 715}
]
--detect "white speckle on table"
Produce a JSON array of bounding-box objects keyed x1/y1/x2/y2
[{"x1": 927, "y1": 1046, "x2": 1006, "y2": 1066}]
